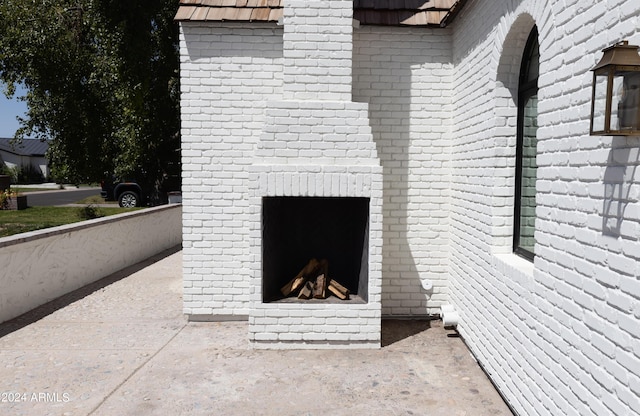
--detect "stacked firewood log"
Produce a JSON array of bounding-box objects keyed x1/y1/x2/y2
[{"x1": 280, "y1": 258, "x2": 350, "y2": 300}]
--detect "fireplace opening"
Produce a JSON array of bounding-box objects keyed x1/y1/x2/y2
[{"x1": 262, "y1": 197, "x2": 370, "y2": 303}]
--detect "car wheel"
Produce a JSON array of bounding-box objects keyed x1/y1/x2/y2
[{"x1": 118, "y1": 191, "x2": 139, "y2": 208}]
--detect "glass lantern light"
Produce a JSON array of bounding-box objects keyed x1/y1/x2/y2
[{"x1": 591, "y1": 41, "x2": 640, "y2": 136}]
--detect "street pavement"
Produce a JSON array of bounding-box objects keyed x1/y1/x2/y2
[{"x1": 21, "y1": 186, "x2": 102, "y2": 206}]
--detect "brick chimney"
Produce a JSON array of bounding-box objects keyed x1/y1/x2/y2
[{"x1": 282, "y1": 0, "x2": 353, "y2": 101}]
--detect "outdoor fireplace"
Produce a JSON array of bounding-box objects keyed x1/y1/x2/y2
[
  {"x1": 246, "y1": 0, "x2": 383, "y2": 348},
  {"x1": 248, "y1": 162, "x2": 382, "y2": 349}
]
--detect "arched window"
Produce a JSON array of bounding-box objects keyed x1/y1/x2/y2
[{"x1": 514, "y1": 27, "x2": 539, "y2": 260}]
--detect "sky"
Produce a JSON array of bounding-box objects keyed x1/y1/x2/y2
[{"x1": 0, "y1": 83, "x2": 29, "y2": 138}]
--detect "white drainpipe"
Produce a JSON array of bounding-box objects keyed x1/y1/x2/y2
[{"x1": 440, "y1": 304, "x2": 460, "y2": 327}]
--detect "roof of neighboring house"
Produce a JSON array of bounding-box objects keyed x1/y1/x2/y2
[
  {"x1": 175, "y1": 0, "x2": 467, "y2": 27},
  {"x1": 0, "y1": 138, "x2": 49, "y2": 157}
]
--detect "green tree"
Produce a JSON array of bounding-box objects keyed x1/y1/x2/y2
[{"x1": 0, "y1": 0, "x2": 180, "y2": 200}]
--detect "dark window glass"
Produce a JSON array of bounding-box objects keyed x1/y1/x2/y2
[{"x1": 514, "y1": 27, "x2": 539, "y2": 261}]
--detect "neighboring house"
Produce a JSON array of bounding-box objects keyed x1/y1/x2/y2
[
  {"x1": 0, "y1": 138, "x2": 50, "y2": 181},
  {"x1": 176, "y1": 1, "x2": 640, "y2": 414}
]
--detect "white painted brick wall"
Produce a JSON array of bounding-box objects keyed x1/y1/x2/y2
[
  {"x1": 353, "y1": 26, "x2": 453, "y2": 316},
  {"x1": 255, "y1": 100, "x2": 379, "y2": 164},
  {"x1": 283, "y1": 0, "x2": 353, "y2": 101},
  {"x1": 180, "y1": 23, "x2": 284, "y2": 318},
  {"x1": 181, "y1": 4, "x2": 640, "y2": 408},
  {"x1": 180, "y1": 18, "x2": 453, "y2": 323},
  {"x1": 450, "y1": 0, "x2": 640, "y2": 415}
]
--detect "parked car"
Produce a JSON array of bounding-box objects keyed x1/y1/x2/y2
[
  {"x1": 101, "y1": 172, "x2": 181, "y2": 208},
  {"x1": 100, "y1": 178, "x2": 146, "y2": 207}
]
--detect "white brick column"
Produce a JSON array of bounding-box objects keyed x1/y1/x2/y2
[{"x1": 282, "y1": 0, "x2": 353, "y2": 101}]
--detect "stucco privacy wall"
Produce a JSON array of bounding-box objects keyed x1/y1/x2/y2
[
  {"x1": 180, "y1": 22, "x2": 454, "y2": 318},
  {"x1": 352, "y1": 26, "x2": 453, "y2": 315},
  {"x1": 0, "y1": 205, "x2": 182, "y2": 324},
  {"x1": 450, "y1": 0, "x2": 640, "y2": 415},
  {"x1": 180, "y1": 24, "x2": 284, "y2": 317}
]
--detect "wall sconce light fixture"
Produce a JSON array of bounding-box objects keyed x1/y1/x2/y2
[{"x1": 591, "y1": 41, "x2": 640, "y2": 136}]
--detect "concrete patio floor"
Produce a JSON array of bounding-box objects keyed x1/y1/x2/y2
[{"x1": 0, "y1": 248, "x2": 513, "y2": 416}]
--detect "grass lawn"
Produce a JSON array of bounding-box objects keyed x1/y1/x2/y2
[{"x1": 0, "y1": 206, "x2": 139, "y2": 237}]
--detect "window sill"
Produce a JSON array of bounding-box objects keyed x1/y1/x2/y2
[{"x1": 493, "y1": 252, "x2": 535, "y2": 277}]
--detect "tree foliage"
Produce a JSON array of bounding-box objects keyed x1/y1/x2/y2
[{"x1": 0, "y1": 0, "x2": 180, "y2": 195}]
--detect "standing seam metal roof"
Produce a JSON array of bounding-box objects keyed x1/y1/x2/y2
[{"x1": 0, "y1": 138, "x2": 49, "y2": 157}]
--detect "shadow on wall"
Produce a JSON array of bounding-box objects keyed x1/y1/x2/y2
[
  {"x1": 353, "y1": 27, "x2": 452, "y2": 316},
  {"x1": 602, "y1": 138, "x2": 640, "y2": 237},
  {"x1": 181, "y1": 24, "x2": 283, "y2": 60}
]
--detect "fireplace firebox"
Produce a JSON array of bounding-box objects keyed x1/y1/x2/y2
[{"x1": 262, "y1": 197, "x2": 370, "y2": 303}]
